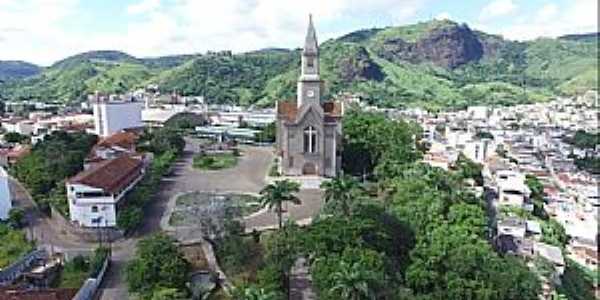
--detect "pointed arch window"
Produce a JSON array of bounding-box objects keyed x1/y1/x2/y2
[{"x1": 303, "y1": 126, "x2": 317, "y2": 153}]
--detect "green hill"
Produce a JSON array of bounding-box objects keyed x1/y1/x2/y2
[
  {"x1": 0, "y1": 20, "x2": 597, "y2": 109},
  {"x1": 0, "y1": 61, "x2": 41, "y2": 82}
]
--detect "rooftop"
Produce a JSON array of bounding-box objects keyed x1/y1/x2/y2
[{"x1": 68, "y1": 155, "x2": 143, "y2": 194}]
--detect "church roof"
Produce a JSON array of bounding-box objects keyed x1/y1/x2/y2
[
  {"x1": 277, "y1": 100, "x2": 342, "y2": 123},
  {"x1": 277, "y1": 101, "x2": 299, "y2": 122},
  {"x1": 303, "y1": 14, "x2": 318, "y2": 55}
]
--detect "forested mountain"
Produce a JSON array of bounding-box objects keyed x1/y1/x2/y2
[
  {"x1": 0, "y1": 61, "x2": 41, "y2": 82},
  {"x1": 0, "y1": 20, "x2": 597, "y2": 109}
]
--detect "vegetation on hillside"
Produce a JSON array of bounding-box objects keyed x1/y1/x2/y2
[
  {"x1": 11, "y1": 131, "x2": 97, "y2": 214},
  {"x1": 221, "y1": 109, "x2": 541, "y2": 299},
  {"x1": 1, "y1": 20, "x2": 596, "y2": 109},
  {"x1": 126, "y1": 233, "x2": 191, "y2": 299},
  {"x1": 0, "y1": 224, "x2": 33, "y2": 269}
]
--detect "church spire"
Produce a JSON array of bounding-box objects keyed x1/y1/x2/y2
[{"x1": 303, "y1": 14, "x2": 318, "y2": 54}]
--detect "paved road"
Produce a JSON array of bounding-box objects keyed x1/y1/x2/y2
[
  {"x1": 11, "y1": 138, "x2": 324, "y2": 299},
  {"x1": 290, "y1": 258, "x2": 316, "y2": 300}
]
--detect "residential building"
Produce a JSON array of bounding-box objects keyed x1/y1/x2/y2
[
  {"x1": 93, "y1": 94, "x2": 143, "y2": 137},
  {"x1": 497, "y1": 217, "x2": 527, "y2": 238},
  {"x1": 1, "y1": 118, "x2": 34, "y2": 136},
  {"x1": 495, "y1": 170, "x2": 531, "y2": 207},
  {"x1": 535, "y1": 242, "x2": 566, "y2": 275},
  {"x1": 67, "y1": 156, "x2": 144, "y2": 227},
  {"x1": 276, "y1": 15, "x2": 343, "y2": 177}
]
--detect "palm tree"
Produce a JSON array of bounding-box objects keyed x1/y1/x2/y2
[
  {"x1": 321, "y1": 174, "x2": 362, "y2": 217},
  {"x1": 331, "y1": 261, "x2": 377, "y2": 300},
  {"x1": 259, "y1": 180, "x2": 301, "y2": 229}
]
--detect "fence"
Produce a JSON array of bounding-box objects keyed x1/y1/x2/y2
[
  {"x1": 72, "y1": 257, "x2": 110, "y2": 300},
  {"x1": 0, "y1": 249, "x2": 47, "y2": 286}
]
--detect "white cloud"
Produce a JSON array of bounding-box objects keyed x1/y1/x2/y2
[
  {"x1": 435, "y1": 12, "x2": 452, "y2": 20},
  {"x1": 127, "y1": 0, "x2": 160, "y2": 15},
  {"x1": 495, "y1": 0, "x2": 597, "y2": 40},
  {"x1": 0, "y1": 0, "x2": 78, "y2": 65},
  {"x1": 479, "y1": 0, "x2": 517, "y2": 21},
  {"x1": 0, "y1": 0, "x2": 429, "y2": 65}
]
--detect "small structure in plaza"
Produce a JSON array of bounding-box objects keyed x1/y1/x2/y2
[{"x1": 276, "y1": 15, "x2": 343, "y2": 178}]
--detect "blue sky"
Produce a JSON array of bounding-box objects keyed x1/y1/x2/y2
[{"x1": 0, "y1": 0, "x2": 596, "y2": 65}]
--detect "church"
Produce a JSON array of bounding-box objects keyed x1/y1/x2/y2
[{"x1": 276, "y1": 15, "x2": 343, "y2": 178}]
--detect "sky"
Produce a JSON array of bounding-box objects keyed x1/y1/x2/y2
[{"x1": 0, "y1": 0, "x2": 597, "y2": 66}]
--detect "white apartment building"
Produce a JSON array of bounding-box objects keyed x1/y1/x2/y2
[
  {"x1": 1, "y1": 119, "x2": 34, "y2": 136},
  {"x1": 0, "y1": 167, "x2": 11, "y2": 220},
  {"x1": 93, "y1": 100, "x2": 143, "y2": 137},
  {"x1": 67, "y1": 156, "x2": 144, "y2": 227},
  {"x1": 495, "y1": 170, "x2": 531, "y2": 207},
  {"x1": 462, "y1": 139, "x2": 494, "y2": 164}
]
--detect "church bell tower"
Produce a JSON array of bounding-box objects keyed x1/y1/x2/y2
[{"x1": 297, "y1": 14, "x2": 322, "y2": 108}]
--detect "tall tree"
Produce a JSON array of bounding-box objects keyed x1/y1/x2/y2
[
  {"x1": 259, "y1": 180, "x2": 301, "y2": 229},
  {"x1": 321, "y1": 174, "x2": 362, "y2": 217}
]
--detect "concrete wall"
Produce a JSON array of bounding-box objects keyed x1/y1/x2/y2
[
  {"x1": 0, "y1": 250, "x2": 47, "y2": 286},
  {"x1": 72, "y1": 258, "x2": 110, "y2": 300},
  {"x1": 0, "y1": 167, "x2": 11, "y2": 220},
  {"x1": 94, "y1": 102, "x2": 143, "y2": 137},
  {"x1": 50, "y1": 206, "x2": 123, "y2": 242}
]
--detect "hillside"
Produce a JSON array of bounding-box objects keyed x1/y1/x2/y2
[
  {"x1": 0, "y1": 20, "x2": 597, "y2": 109},
  {"x1": 0, "y1": 61, "x2": 41, "y2": 82}
]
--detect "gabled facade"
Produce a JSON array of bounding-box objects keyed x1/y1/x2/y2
[{"x1": 276, "y1": 15, "x2": 342, "y2": 178}]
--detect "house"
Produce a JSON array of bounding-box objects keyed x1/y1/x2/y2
[
  {"x1": 535, "y1": 242, "x2": 566, "y2": 275},
  {"x1": 67, "y1": 156, "x2": 144, "y2": 228},
  {"x1": 1, "y1": 118, "x2": 34, "y2": 136},
  {"x1": 495, "y1": 234, "x2": 534, "y2": 258},
  {"x1": 526, "y1": 220, "x2": 542, "y2": 238},
  {"x1": 567, "y1": 237, "x2": 598, "y2": 270},
  {"x1": 0, "y1": 167, "x2": 11, "y2": 220},
  {"x1": 0, "y1": 145, "x2": 31, "y2": 167},
  {"x1": 496, "y1": 170, "x2": 531, "y2": 207},
  {"x1": 497, "y1": 217, "x2": 527, "y2": 238}
]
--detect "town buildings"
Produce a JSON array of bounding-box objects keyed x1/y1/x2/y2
[{"x1": 276, "y1": 16, "x2": 343, "y2": 177}]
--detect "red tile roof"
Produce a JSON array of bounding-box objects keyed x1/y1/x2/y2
[
  {"x1": 277, "y1": 100, "x2": 343, "y2": 123},
  {"x1": 97, "y1": 131, "x2": 138, "y2": 150},
  {"x1": 68, "y1": 155, "x2": 143, "y2": 194},
  {"x1": 277, "y1": 101, "x2": 299, "y2": 122}
]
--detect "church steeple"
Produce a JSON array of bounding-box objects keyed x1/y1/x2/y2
[
  {"x1": 303, "y1": 14, "x2": 318, "y2": 55},
  {"x1": 297, "y1": 14, "x2": 322, "y2": 108}
]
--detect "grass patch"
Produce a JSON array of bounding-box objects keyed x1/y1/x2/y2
[
  {"x1": 0, "y1": 224, "x2": 34, "y2": 269},
  {"x1": 55, "y1": 247, "x2": 109, "y2": 289},
  {"x1": 56, "y1": 257, "x2": 89, "y2": 288},
  {"x1": 216, "y1": 235, "x2": 265, "y2": 285},
  {"x1": 193, "y1": 153, "x2": 238, "y2": 170}
]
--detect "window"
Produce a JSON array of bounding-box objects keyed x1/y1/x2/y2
[
  {"x1": 289, "y1": 157, "x2": 294, "y2": 167},
  {"x1": 91, "y1": 206, "x2": 99, "y2": 213},
  {"x1": 303, "y1": 126, "x2": 317, "y2": 153},
  {"x1": 306, "y1": 58, "x2": 314, "y2": 68}
]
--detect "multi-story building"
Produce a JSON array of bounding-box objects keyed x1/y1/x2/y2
[
  {"x1": 67, "y1": 155, "x2": 144, "y2": 227},
  {"x1": 93, "y1": 95, "x2": 143, "y2": 137}
]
